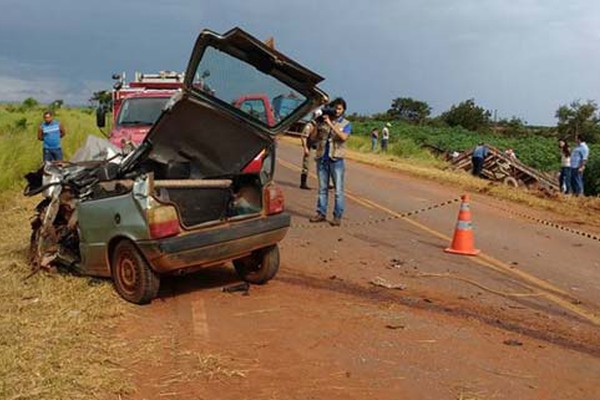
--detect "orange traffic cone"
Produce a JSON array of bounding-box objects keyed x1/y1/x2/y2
[{"x1": 445, "y1": 194, "x2": 480, "y2": 256}]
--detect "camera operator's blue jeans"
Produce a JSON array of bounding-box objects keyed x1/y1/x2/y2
[{"x1": 316, "y1": 158, "x2": 345, "y2": 218}]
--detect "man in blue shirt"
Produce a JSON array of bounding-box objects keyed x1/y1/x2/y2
[
  {"x1": 570, "y1": 136, "x2": 590, "y2": 196},
  {"x1": 471, "y1": 142, "x2": 488, "y2": 177},
  {"x1": 308, "y1": 98, "x2": 352, "y2": 226},
  {"x1": 37, "y1": 110, "x2": 66, "y2": 161}
]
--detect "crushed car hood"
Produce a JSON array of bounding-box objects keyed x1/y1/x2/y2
[{"x1": 127, "y1": 27, "x2": 328, "y2": 178}]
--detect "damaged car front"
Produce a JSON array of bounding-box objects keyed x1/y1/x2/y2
[{"x1": 24, "y1": 27, "x2": 328, "y2": 304}]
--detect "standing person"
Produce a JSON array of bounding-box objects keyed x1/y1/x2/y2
[
  {"x1": 37, "y1": 110, "x2": 66, "y2": 161},
  {"x1": 570, "y1": 136, "x2": 589, "y2": 196},
  {"x1": 370, "y1": 128, "x2": 379, "y2": 152},
  {"x1": 299, "y1": 119, "x2": 316, "y2": 190},
  {"x1": 381, "y1": 122, "x2": 390, "y2": 152},
  {"x1": 309, "y1": 97, "x2": 352, "y2": 226},
  {"x1": 558, "y1": 139, "x2": 571, "y2": 194},
  {"x1": 471, "y1": 142, "x2": 488, "y2": 177},
  {"x1": 504, "y1": 148, "x2": 517, "y2": 160}
]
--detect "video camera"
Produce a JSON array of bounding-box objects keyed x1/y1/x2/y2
[{"x1": 313, "y1": 104, "x2": 337, "y2": 121}]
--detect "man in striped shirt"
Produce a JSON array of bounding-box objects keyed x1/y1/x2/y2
[{"x1": 38, "y1": 110, "x2": 66, "y2": 161}]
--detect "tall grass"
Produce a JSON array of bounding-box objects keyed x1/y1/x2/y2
[
  {"x1": 0, "y1": 105, "x2": 99, "y2": 192},
  {"x1": 0, "y1": 197, "x2": 133, "y2": 399},
  {"x1": 0, "y1": 105, "x2": 140, "y2": 398},
  {"x1": 346, "y1": 134, "x2": 445, "y2": 168}
]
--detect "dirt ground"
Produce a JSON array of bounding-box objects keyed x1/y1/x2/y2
[{"x1": 119, "y1": 142, "x2": 600, "y2": 400}]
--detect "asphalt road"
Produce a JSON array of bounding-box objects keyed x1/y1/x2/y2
[
  {"x1": 123, "y1": 140, "x2": 600, "y2": 400},
  {"x1": 276, "y1": 140, "x2": 600, "y2": 322}
]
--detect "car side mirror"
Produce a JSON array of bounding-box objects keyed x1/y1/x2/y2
[{"x1": 96, "y1": 107, "x2": 106, "y2": 128}]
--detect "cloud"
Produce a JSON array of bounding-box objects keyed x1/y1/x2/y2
[
  {"x1": 1, "y1": 0, "x2": 600, "y2": 124},
  {"x1": 0, "y1": 74, "x2": 104, "y2": 105}
]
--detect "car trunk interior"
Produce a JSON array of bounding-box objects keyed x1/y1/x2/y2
[{"x1": 149, "y1": 163, "x2": 264, "y2": 227}]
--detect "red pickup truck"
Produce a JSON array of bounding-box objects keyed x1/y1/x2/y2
[{"x1": 232, "y1": 93, "x2": 304, "y2": 127}]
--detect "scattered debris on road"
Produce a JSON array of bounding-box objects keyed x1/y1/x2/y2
[
  {"x1": 370, "y1": 276, "x2": 407, "y2": 290},
  {"x1": 388, "y1": 257, "x2": 414, "y2": 269},
  {"x1": 385, "y1": 323, "x2": 406, "y2": 330},
  {"x1": 222, "y1": 282, "x2": 250, "y2": 294},
  {"x1": 503, "y1": 339, "x2": 524, "y2": 346}
]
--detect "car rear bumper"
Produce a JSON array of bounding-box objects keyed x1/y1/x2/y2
[{"x1": 137, "y1": 213, "x2": 291, "y2": 273}]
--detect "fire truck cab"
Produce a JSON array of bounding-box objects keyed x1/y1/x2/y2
[{"x1": 105, "y1": 71, "x2": 184, "y2": 149}]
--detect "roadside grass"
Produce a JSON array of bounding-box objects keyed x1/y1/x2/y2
[
  {"x1": 0, "y1": 196, "x2": 134, "y2": 399},
  {"x1": 346, "y1": 134, "x2": 446, "y2": 168},
  {"x1": 165, "y1": 351, "x2": 248, "y2": 382},
  {"x1": 0, "y1": 105, "x2": 99, "y2": 192},
  {"x1": 0, "y1": 105, "x2": 136, "y2": 398},
  {"x1": 282, "y1": 135, "x2": 600, "y2": 228}
]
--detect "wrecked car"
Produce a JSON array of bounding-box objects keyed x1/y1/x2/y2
[{"x1": 24, "y1": 27, "x2": 328, "y2": 304}]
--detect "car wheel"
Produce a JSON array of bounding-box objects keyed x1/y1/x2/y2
[
  {"x1": 233, "y1": 245, "x2": 280, "y2": 284},
  {"x1": 503, "y1": 176, "x2": 519, "y2": 188},
  {"x1": 111, "y1": 240, "x2": 160, "y2": 304}
]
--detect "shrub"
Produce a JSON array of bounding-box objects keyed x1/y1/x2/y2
[
  {"x1": 584, "y1": 149, "x2": 600, "y2": 196},
  {"x1": 22, "y1": 97, "x2": 39, "y2": 109},
  {"x1": 14, "y1": 118, "x2": 27, "y2": 130}
]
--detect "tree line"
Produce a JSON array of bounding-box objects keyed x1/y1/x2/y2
[{"x1": 349, "y1": 97, "x2": 600, "y2": 144}]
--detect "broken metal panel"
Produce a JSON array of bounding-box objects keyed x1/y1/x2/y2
[
  {"x1": 451, "y1": 145, "x2": 560, "y2": 191},
  {"x1": 77, "y1": 177, "x2": 151, "y2": 273}
]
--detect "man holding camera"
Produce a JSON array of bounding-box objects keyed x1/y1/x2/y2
[{"x1": 308, "y1": 97, "x2": 352, "y2": 226}]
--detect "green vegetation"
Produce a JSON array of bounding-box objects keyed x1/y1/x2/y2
[
  {"x1": 22, "y1": 97, "x2": 39, "y2": 109},
  {"x1": 353, "y1": 120, "x2": 554, "y2": 168},
  {"x1": 0, "y1": 104, "x2": 99, "y2": 193},
  {"x1": 349, "y1": 95, "x2": 600, "y2": 195},
  {"x1": 349, "y1": 119, "x2": 600, "y2": 195},
  {"x1": 556, "y1": 100, "x2": 600, "y2": 143},
  {"x1": 90, "y1": 90, "x2": 113, "y2": 111},
  {"x1": 387, "y1": 97, "x2": 432, "y2": 125},
  {"x1": 440, "y1": 98, "x2": 492, "y2": 132}
]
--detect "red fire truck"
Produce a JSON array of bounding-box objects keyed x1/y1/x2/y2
[
  {"x1": 96, "y1": 71, "x2": 305, "y2": 178},
  {"x1": 99, "y1": 71, "x2": 184, "y2": 149}
]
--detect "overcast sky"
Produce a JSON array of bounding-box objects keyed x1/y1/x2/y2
[{"x1": 1, "y1": 0, "x2": 599, "y2": 125}]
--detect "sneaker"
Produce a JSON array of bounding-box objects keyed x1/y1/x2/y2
[
  {"x1": 309, "y1": 213, "x2": 326, "y2": 223},
  {"x1": 330, "y1": 217, "x2": 342, "y2": 227}
]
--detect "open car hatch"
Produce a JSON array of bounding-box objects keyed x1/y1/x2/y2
[{"x1": 138, "y1": 27, "x2": 328, "y2": 177}]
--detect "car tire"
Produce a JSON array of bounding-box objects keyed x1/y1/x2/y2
[
  {"x1": 503, "y1": 176, "x2": 519, "y2": 188},
  {"x1": 111, "y1": 240, "x2": 160, "y2": 304},
  {"x1": 233, "y1": 245, "x2": 280, "y2": 284}
]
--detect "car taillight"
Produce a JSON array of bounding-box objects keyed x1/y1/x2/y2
[
  {"x1": 148, "y1": 205, "x2": 181, "y2": 239},
  {"x1": 264, "y1": 184, "x2": 284, "y2": 215},
  {"x1": 242, "y1": 149, "x2": 265, "y2": 174}
]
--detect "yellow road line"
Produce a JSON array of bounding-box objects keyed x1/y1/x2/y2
[
  {"x1": 190, "y1": 298, "x2": 209, "y2": 339},
  {"x1": 350, "y1": 188, "x2": 600, "y2": 325},
  {"x1": 357, "y1": 194, "x2": 571, "y2": 296},
  {"x1": 277, "y1": 157, "x2": 600, "y2": 326}
]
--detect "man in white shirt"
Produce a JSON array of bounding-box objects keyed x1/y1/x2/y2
[{"x1": 381, "y1": 123, "x2": 390, "y2": 152}]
